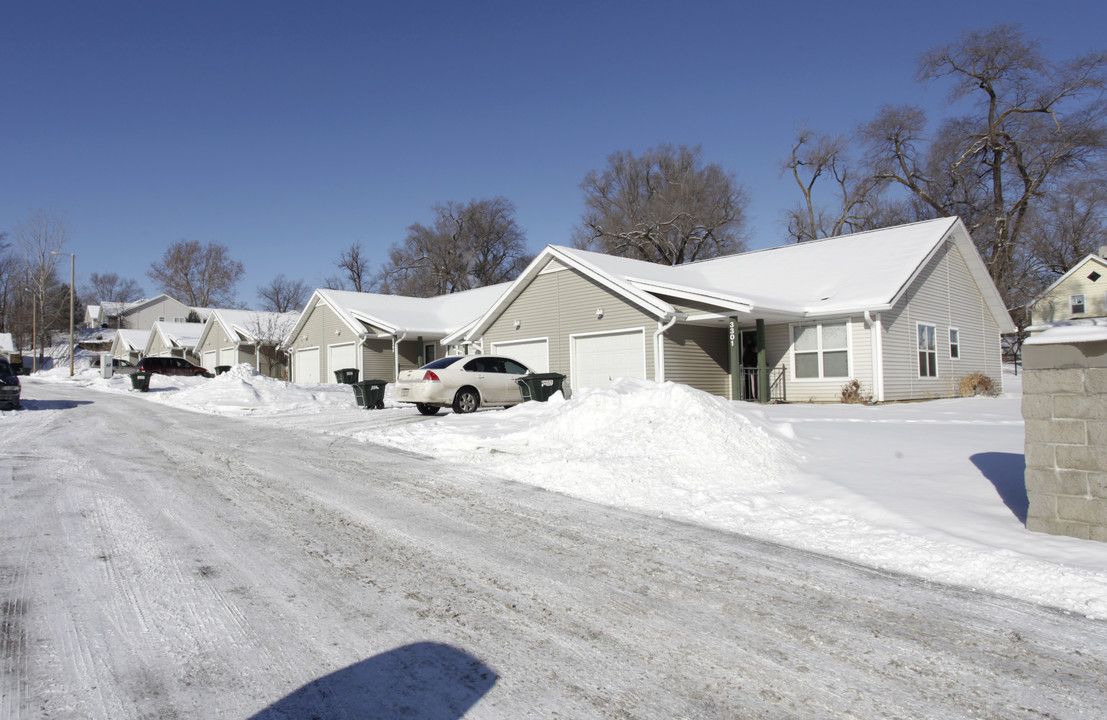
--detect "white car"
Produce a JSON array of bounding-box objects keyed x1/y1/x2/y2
[{"x1": 395, "y1": 355, "x2": 533, "y2": 415}]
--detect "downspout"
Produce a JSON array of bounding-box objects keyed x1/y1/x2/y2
[
  {"x1": 653, "y1": 314, "x2": 679, "y2": 382},
  {"x1": 393, "y1": 330, "x2": 408, "y2": 382},
  {"x1": 864, "y1": 311, "x2": 884, "y2": 402}
]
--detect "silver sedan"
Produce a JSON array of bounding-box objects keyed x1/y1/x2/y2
[{"x1": 394, "y1": 354, "x2": 533, "y2": 415}]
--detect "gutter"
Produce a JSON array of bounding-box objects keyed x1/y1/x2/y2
[{"x1": 653, "y1": 313, "x2": 683, "y2": 382}]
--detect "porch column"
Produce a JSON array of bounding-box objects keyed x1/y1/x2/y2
[
  {"x1": 756, "y1": 319, "x2": 769, "y2": 403},
  {"x1": 728, "y1": 317, "x2": 741, "y2": 401}
]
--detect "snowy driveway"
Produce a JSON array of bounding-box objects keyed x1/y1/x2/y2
[{"x1": 3, "y1": 383, "x2": 1107, "y2": 718}]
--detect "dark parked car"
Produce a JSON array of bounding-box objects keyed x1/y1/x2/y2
[
  {"x1": 0, "y1": 359, "x2": 21, "y2": 410},
  {"x1": 136, "y1": 356, "x2": 214, "y2": 378}
]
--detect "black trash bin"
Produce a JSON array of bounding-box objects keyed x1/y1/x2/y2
[
  {"x1": 130, "y1": 371, "x2": 152, "y2": 392},
  {"x1": 352, "y1": 379, "x2": 387, "y2": 409},
  {"x1": 334, "y1": 368, "x2": 359, "y2": 384},
  {"x1": 515, "y1": 373, "x2": 567, "y2": 402},
  {"x1": 215, "y1": 365, "x2": 231, "y2": 375}
]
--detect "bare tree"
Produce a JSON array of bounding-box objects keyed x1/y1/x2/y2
[
  {"x1": 782, "y1": 129, "x2": 884, "y2": 242},
  {"x1": 375, "y1": 197, "x2": 532, "y2": 297},
  {"x1": 857, "y1": 25, "x2": 1107, "y2": 309},
  {"x1": 84, "y1": 272, "x2": 144, "y2": 305},
  {"x1": 577, "y1": 144, "x2": 749, "y2": 264},
  {"x1": 326, "y1": 241, "x2": 371, "y2": 292},
  {"x1": 147, "y1": 239, "x2": 245, "y2": 307},
  {"x1": 245, "y1": 311, "x2": 297, "y2": 379},
  {"x1": 0, "y1": 231, "x2": 15, "y2": 333},
  {"x1": 13, "y1": 209, "x2": 68, "y2": 359},
  {"x1": 257, "y1": 274, "x2": 310, "y2": 313}
]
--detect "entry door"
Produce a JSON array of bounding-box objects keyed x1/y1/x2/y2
[
  {"x1": 740, "y1": 330, "x2": 759, "y2": 401},
  {"x1": 572, "y1": 329, "x2": 646, "y2": 390}
]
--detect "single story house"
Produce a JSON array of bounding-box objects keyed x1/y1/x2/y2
[
  {"x1": 457, "y1": 217, "x2": 1015, "y2": 403},
  {"x1": 143, "y1": 321, "x2": 206, "y2": 364},
  {"x1": 1027, "y1": 250, "x2": 1107, "y2": 332},
  {"x1": 282, "y1": 284, "x2": 509, "y2": 384},
  {"x1": 194, "y1": 309, "x2": 299, "y2": 378},
  {"x1": 94, "y1": 295, "x2": 197, "y2": 329},
  {"x1": 109, "y1": 329, "x2": 152, "y2": 365}
]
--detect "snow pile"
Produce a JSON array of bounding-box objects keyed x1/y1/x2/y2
[
  {"x1": 371, "y1": 378, "x2": 800, "y2": 523},
  {"x1": 149, "y1": 364, "x2": 352, "y2": 414}
]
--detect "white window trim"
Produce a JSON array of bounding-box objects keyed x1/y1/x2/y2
[
  {"x1": 1071, "y1": 294, "x2": 1086, "y2": 315},
  {"x1": 917, "y1": 322, "x2": 938, "y2": 379},
  {"x1": 949, "y1": 327, "x2": 960, "y2": 360},
  {"x1": 789, "y1": 319, "x2": 852, "y2": 382}
]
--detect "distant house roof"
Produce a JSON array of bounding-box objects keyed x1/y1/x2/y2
[
  {"x1": 146, "y1": 321, "x2": 206, "y2": 354},
  {"x1": 283, "y1": 284, "x2": 511, "y2": 346},
  {"x1": 465, "y1": 216, "x2": 1016, "y2": 338},
  {"x1": 197, "y1": 309, "x2": 299, "y2": 349},
  {"x1": 110, "y1": 329, "x2": 152, "y2": 353},
  {"x1": 0, "y1": 333, "x2": 15, "y2": 354},
  {"x1": 1025, "y1": 253, "x2": 1107, "y2": 310}
]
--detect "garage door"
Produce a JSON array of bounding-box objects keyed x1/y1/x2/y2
[
  {"x1": 294, "y1": 347, "x2": 320, "y2": 384},
  {"x1": 572, "y1": 329, "x2": 647, "y2": 390},
  {"x1": 219, "y1": 347, "x2": 237, "y2": 367},
  {"x1": 202, "y1": 350, "x2": 217, "y2": 372},
  {"x1": 328, "y1": 343, "x2": 357, "y2": 383},
  {"x1": 491, "y1": 338, "x2": 549, "y2": 373}
]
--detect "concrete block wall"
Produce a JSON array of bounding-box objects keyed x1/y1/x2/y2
[{"x1": 1022, "y1": 340, "x2": 1107, "y2": 542}]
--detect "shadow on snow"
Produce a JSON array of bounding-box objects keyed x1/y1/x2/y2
[
  {"x1": 14, "y1": 398, "x2": 94, "y2": 411},
  {"x1": 248, "y1": 642, "x2": 497, "y2": 720},
  {"x1": 971, "y1": 452, "x2": 1028, "y2": 525}
]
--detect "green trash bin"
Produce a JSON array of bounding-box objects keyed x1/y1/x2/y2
[
  {"x1": 334, "y1": 367, "x2": 359, "y2": 384},
  {"x1": 215, "y1": 365, "x2": 231, "y2": 375},
  {"x1": 515, "y1": 373, "x2": 567, "y2": 402},
  {"x1": 353, "y1": 380, "x2": 387, "y2": 409},
  {"x1": 130, "y1": 371, "x2": 152, "y2": 392}
]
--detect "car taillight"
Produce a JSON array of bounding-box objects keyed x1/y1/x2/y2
[{"x1": 423, "y1": 370, "x2": 440, "y2": 382}]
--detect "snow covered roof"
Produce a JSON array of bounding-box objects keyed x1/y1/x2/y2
[
  {"x1": 199, "y1": 309, "x2": 299, "y2": 347},
  {"x1": 285, "y1": 284, "x2": 511, "y2": 345},
  {"x1": 1025, "y1": 253, "x2": 1107, "y2": 309},
  {"x1": 146, "y1": 321, "x2": 206, "y2": 353},
  {"x1": 0, "y1": 333, "x2": 15, "y2": 353},
  {"x1": 1024, "y1": 318, "x2": 1107, "y2": 346},
  {"x1": 466, "y1": 217, "x2": 1016, "y2": 338},
  {"x1": 110, "y1": 329, "x2": 152, "y2": 352}
]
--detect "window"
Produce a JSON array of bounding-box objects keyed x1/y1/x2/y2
[
  {"x1": 1088, "y1": 271, "x2": 1101, "y2": 282},
  {"x1": 918, "y1": 324, "x2": 937, "y2": 378},
  {"x1": 1071, "y1": 294, "x2": 1086, "y2": 314},
  {"x1": 158, "y1": 316, "x2": 166, "y2": 322},
  {"x1": 949, "y1": 328, "x2": 960, "y2": 360},
  {"x1": 792, "y1": 321, "x2": 849, "y2": 379}
]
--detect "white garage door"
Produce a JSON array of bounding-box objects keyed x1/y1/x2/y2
[
  {"x1": 328, "y1": 343, "x2": 357, "y2": 383},
  {"x1": 572, "y1": 329, "x2": 647, "y2": 390},
  {"x1": 491, "y1": 338, "x2": 550, "y2": 373},
  {"x1": 219, "y1": 347, "x2": 237, "y2": 367},
  {"x1": 294, "y1": 347, "x2": 320, "y2": 384},
  {"x1": 202, "y1": 350, "x2": 217, "y2": 372}
]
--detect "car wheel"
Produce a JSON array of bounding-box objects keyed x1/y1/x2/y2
[
  {"x1": 415, "y1": 403, "x2": 440, "y2": 416},
  {"x1": 452, "y1": 387, "x2": 480, "y2": 414}
]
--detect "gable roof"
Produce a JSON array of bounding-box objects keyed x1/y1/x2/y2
[
  {"x1": 466, "y1": 217, "x2": 1016, "y2": 339},
  {"x1": 283, "y1": 284, "x2": 511, "y2": 346},
  {"x1": 145, "y1": 321, "x2": 206, "y2": 355},
  {"x1": 1026, "y1": 253, "x2": 1107, "y2": 309},
  {"x1": 110, "y1": 329, "x2": 152, "y2": 353},
  {"x1": 196, "y1": 309, "x2": 299, "y2": 349},
  {"x1": 0, "y1": 333, "x2": 15, "y2": 354}
]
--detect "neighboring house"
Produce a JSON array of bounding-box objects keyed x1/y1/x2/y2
[
  {"x1": 194, "y1": 309, "x2": 298, "y2": 378},
  {"x1": 1027, "y1": 251, "x2": 1107, "y2": 332},
  {"x1": 99, "y1": 295, "x2": 195, "y2": 329},
  {"x1": 0, "y1": 333, "x2": 16, "y2": 363},
  {"x1": 109, "y1": 329, "x2": 152, "y2": 365},
  {"x1": 143, "y1": 321, "x2": 206, "y2": 364},
  {"x1": 83, "y1": 305, "x2": 102, "y2": 329},
  {"x1": 282, "y1": 284, "x2": 508, "y2": 384},
  {"x1": 460, "y1": 217, "x2": 1015, "y2": 403}
]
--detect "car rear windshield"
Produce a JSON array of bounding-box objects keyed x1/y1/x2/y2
[{"x1": 423, "y1": 357, "x2": 464, "y2": 370}]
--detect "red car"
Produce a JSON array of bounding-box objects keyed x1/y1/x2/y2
[{"x1": 136, "y1": 356, "x2": 214, "y2": 378}]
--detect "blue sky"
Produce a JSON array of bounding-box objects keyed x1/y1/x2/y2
[{"x1": 3, "y1": 0, "x2": 1104, "y2": 307}]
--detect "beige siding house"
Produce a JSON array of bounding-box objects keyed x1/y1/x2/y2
[
  {"x1": 194, "y1": 309, "x2": 298, "y2": 378},
  {"x1": 1028, "y1": 253, "x2": 1107, "y2": 330},
  {"x1": 99, "y1": 295, "x2": 197, "y2": 330},
  {"x1": 143, "y1": 321, "x2": 205, "y2": 364},
  {"x1": 282, "y1": 285, "x2": 508, "y2": 385},
  {"x1": 109, "y1": 329, "x2": 152, "y2": 364},
  {"x1": 462, "y1": 217, "x2": 1014, "y2": 402}
]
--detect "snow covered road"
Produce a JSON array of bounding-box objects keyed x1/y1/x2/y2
[{"x1": 3, "y1": 383, "x2": 1107, "y2": 718}]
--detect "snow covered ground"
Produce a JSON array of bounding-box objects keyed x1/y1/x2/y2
[{"x1": 19, "y1": 360, "x2": 1107, "y2": 621}]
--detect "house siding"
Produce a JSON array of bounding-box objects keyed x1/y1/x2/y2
[
  {"x1": 1031, "y1": 257, "x2": 1107, "y2": 325},
  {"x1": 882, "y1": 240, "x2": 1002, "y2": 401},
  {"x1": 664, "y1": 324, "x2": 729, "y2": 397},
  {"x1": 124, "y1": 297, "x2": 192, "y2": 330},
  {"x1": 479, "y1": 262, "x2": 657, "y2": 391},
  {"x1": 286, "y1": 302, "x2": 335, "y2": 383},
  {"x1": 360, "y1": 338, "x2": 395, "y2": 381}
]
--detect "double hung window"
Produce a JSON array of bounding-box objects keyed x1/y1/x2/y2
[{"x1": 918, "y1": 324, "x2": 937, "y2": 377}]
